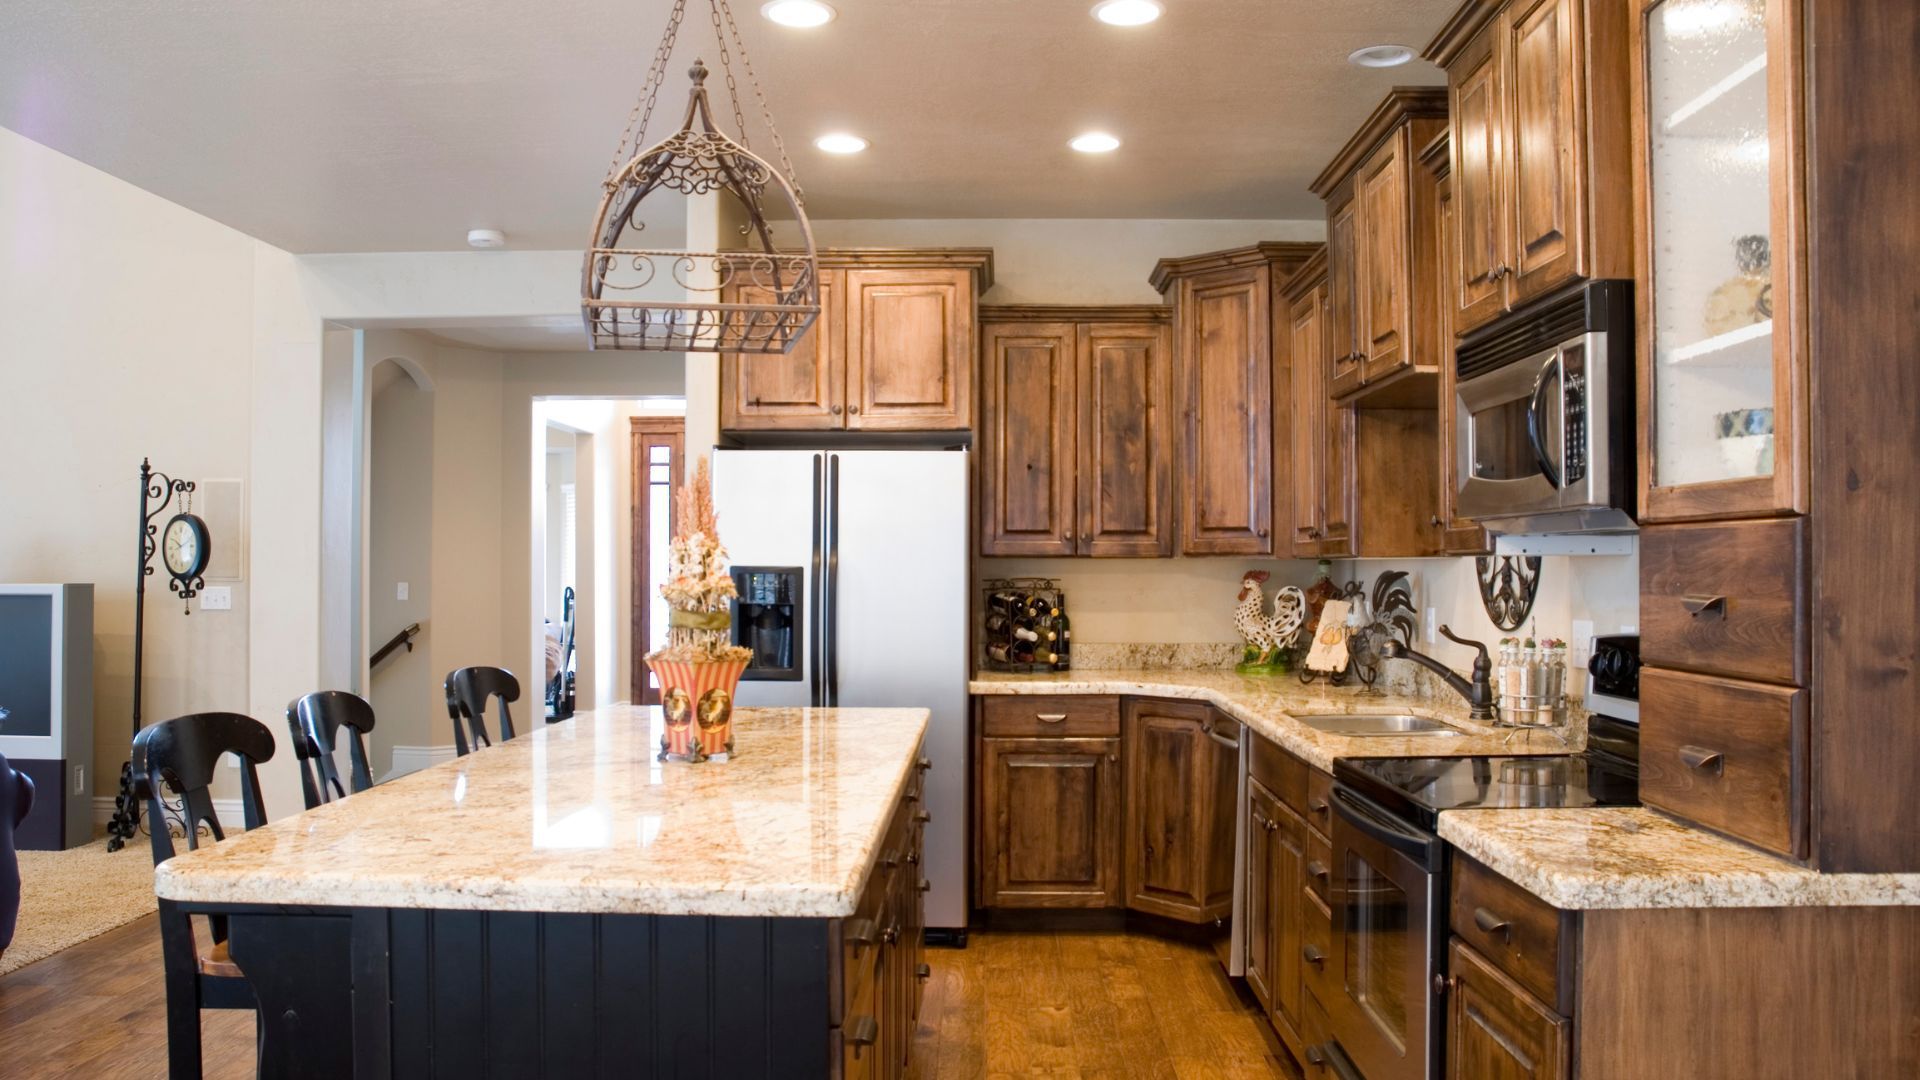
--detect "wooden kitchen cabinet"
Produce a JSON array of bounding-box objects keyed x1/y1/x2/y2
[
  {"x1": 1123, "y1": 699, "x2": 1239, "y2": 923},
  {"x1": 720, "y1": 249, "x2": 992, "y2": 433},
  {"x1": 1244, "y1": 779, "x2": 1282, "y2": 1010},
  {"x1": 1151, "y1": 243, "x2": 1318, "y2": 557},
  {"x1": 1283, "y1": 254, "x2": 1353, "y2": 559},
  {"x1": 978, "y1": 307, "x2": 1174, "y2": 557},
  {"x1": 974, "y1": 735, "x2": 1122, "y2": 909},
  {"x1": 1425, "y1": 0, "x2": 1633, "y2": 336},
  {"x1": 1246, "y1": 728, "x2": 1336, "y2": 1068},
  {"x1": 1447, "y1": 939, "x2": 1571, "y2": 1080},
  {"x1": 1309, "y1": 89, "x2": 1449, "y2": 405},
  {"x1": 1425, "y1": 129, "x2": 1492, "y2": 554}
]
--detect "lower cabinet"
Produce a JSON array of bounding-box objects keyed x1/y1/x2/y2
[
  {"x1": 1246, "y1": 729, "x2": 1336, "y2": 1067},
  {"x1": 838, "y1": 749, "x2": 929, "y2": 1080},
  {"x1": 972, "y1": 695, "x2": 1237, "y2": 924},
  {"x1": 975, "y1": 735, "x2": 1123, "y2": 909},
  {"x1": 1446, "y1": 939, "x2": 1570, "y2": 1080},
  {"x1": 1123, "y1": 699, "x2": 1239, "y2": 922}
]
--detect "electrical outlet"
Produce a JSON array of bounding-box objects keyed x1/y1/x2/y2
[
  {"x1": 1572, "y1": 620, "x2": 1595, "y2": 666},
  {"x1": 200, "y1": 586, "x2": 232, "y2": 611},
  {"x1": 72, "y1": 765, "x2": 84, "y2": 796},
  {"x1": 397, "y1": 581, "x2": 409, "y2": 601}
]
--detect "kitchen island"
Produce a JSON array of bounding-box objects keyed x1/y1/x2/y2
[{"x1": 154, "y1": 705, "x2": 931, "y2": 1080}]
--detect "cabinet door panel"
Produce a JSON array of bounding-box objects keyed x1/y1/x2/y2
[
  {"x1": 1358, "y1": 136, "x2": 1411, "y2": 384},
  {"x1": 1124, "y1": 700, "x2": 1236, "y2": 922},
  {"x1": 1320, "y1": 401, "x2": 1357, "y2": 557},
  {"x1": 1505, "y1": 0, "x2": 1583, "y2": 304},
  {"x1": 720, "y1": 273, "x2": 841, "y2": 430},
  {"x1": 1288, "y1": 283, "x2": 1330, "y2": 555},
  {"x1": 1450, "y1": 25, "x2": 1512, "y2": 333},
  {"x1": 1271, "y1": 799, "x2": 1308, "y2": 1046},
  {"x1": 976, "y1": 737, "x2": 1122, "y2": 908},
  {"x1": 845, "y1": 269, "x2": 970, "y2": 430},
  {"x1": 1435, "y1": 170, "x2": 1491, "y2": 553},
  {"x1": 1079, "y1": 322, "x2": 1174, "y2": 556},
  {"x1": 1179, "y1": 270, "x2": 1274, "y2": 555},
  {"x1": 1327, "y1": 200, "x2": 1366, "y2": 397},
  {"x1": 1447, "y1": 940, "x2": 1570, "y2": 1080},
  {"x1": 1245, "y1": 781, "x2": 1279, "y2": 1011},
  {"x1": 980, "y1": 321, "x2": 1077, "y2": 556}
]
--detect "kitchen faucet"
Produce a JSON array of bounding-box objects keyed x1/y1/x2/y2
[{"x1": 1380, "y1": 626, "x2": 1499, "y2": 721}]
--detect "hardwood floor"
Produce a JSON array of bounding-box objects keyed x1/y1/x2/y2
[{"x1": 0, "y1": 918, "x2": 1297, "y2": 1079}]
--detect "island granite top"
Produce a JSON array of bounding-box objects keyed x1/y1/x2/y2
[{"x1": 154, "y1": 705, "x2": 929, "y2": 918}]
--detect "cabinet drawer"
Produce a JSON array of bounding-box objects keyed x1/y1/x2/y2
[
  {"x1": 980, "y1": 695, "x2": 1120, "y2": 737},
  {"x1": 1304, "y1": 767, "x2": 1334, "y2": 840},
  {"x1": 1450, "y1": 854, "x2": 1571, "y2": 1012},
  {"x1": 1300, "y1": 889, "x2": 1333, "y2": 1003},
  {"x1": 1640, "y1": 667, "x2": 1808, "y2": 859},
  {"x1": 1251, "y1": 732, "x2": 1307, "y2": 811},
  {"x1": 1641, "y1": 519, "x2": 1805, "y2": 684},
  {"x1": 1304, "y1": 830, "x2": 1332, "y2": 909}
]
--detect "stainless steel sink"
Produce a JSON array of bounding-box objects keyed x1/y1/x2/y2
[{"x1": 1290, "y1": 713, "x2": 1466, "y2": 737}]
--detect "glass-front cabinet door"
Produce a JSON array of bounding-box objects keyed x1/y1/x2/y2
[{"x1": 1634, "y1": 0, "x2": 1805, "y2": 521}]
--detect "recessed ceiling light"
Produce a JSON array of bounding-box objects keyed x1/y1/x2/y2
[
  {"x1": 814, "y1": 132, "x2": 869, "y2": 154},
  {"x1": 1091, "y1": 0, "x2": 1163, "y2": 26},
  {"x1": 761, "y1": 0, "x2": 836, "y2": 28},
  {"x1": 1070, "y1": 132, "x2": 1122, "y2": 154},
  {"x1": 1348, "y1": 43, "x2": 1415, "y2": 68}
]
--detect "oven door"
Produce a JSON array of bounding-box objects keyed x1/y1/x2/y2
[
  {"x1": 1455, "y1": 344, "x2": 1565, "y2": 521},
  {"x1": 1326, "y1": 784, "x2": 1445, "y2": 1080}
]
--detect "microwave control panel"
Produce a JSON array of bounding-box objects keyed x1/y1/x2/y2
[{"x1": 1563, "y1": 347, "x2": 1588, "y2": 485}]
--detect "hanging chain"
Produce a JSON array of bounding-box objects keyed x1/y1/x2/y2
[
  {"x1": 605, "y1": 0, "x2": 690, "y2": 185},
  {"x1": 707, "y1": 0, "x2": 752, "y2": 150},
  {"x1": 714, "y1": 0, "x2": 803, "y2": 202}
]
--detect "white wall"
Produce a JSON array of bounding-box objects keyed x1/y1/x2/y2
[{"x1": 0, "y1": 126, "x2": 264, "y2": 802}]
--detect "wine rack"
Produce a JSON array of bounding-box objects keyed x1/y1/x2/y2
[{"x1": 980, "y1": 577, "x2": 1071, "y2": 674}]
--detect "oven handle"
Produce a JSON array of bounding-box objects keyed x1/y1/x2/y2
[
  {"x1": 1332, "y1": 785, "x2": 1444, "y2": 872},
  {"x1": 1526, "y1": 351, "x2": 1563, "y2": 490}
]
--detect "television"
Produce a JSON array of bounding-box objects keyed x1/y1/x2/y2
[{"x1": 0, "y1": 585, "x2": 93, "y2": 850}]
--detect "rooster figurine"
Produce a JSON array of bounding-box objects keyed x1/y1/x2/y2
[
  {"x1": 1235, "y1": 570, "x2": 1276, "y2": 670},
  {"x1": 1267, "y1": 586, "x2": 1308, "y2": 655}
]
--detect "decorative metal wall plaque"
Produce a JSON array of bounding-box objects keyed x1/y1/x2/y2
[{"x1": 1476, "y1": 555, "x2": 1543, "y2": 632}]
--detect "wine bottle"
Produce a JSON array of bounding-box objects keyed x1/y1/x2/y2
[
  {"x1": 985, "y1": 609, "x2": 1011, "y2": 633},
  {"x1": 1052, "y1": 593, "x2": 1072, "y2": 671},
  {"x1": 987, "y1": 642, "x2": 1012, "y2": 664},
  {"x1": 1012, "y1": 624, "x2": 1040, "y2": 643}
]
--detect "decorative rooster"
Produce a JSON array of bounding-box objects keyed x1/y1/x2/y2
[
  {"x1": 1266, "y1": 586, "x2": 1308, "y2": 654},
  {"x1": 1235, "y1": 570, "x2": 1275, "y2": 664}
]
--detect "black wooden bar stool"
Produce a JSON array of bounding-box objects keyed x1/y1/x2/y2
[
  {"x1": 132, "y1": 712, "x2": 274, "y2": 1079},
  {"x1": 445, "y1": 666, "x2": 520, "y2": 756},
  {"x1": 286, "y1": 690, "x2": 377, "y2": 809}
]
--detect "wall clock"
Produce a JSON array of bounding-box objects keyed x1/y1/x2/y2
[{"x1": 161, "y1": 511, "x2": 211, "y2": 597}]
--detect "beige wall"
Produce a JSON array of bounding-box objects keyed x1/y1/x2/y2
[
  {"x1": 0, "y1": 126, "x2": 263, "y2": 803},
  {"x1": 365, "y1": 367, "x2": 434, "y2": 771}
]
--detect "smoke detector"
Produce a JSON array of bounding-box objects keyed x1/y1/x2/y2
[{"x1": 467, "y1": 228, "x2": 507, "y2": 249}]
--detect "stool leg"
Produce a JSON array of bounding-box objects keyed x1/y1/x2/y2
[{"x1": 158, "y1": 901, "x2": 204, "y2": 1080}]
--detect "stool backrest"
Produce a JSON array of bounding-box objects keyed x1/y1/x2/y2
[
  {"x1": 445, "y1": 666, "x2": 520, "y2": 756},
  {"x1": 130, "y1": 713, "x2": 275, "y2": 866},
  {"x1": 286, "y1": 690, "x2": 377, "y2": 809}
]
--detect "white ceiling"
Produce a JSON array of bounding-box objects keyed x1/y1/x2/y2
[{"x1": 0, "y1": 0, "x2": 1452, "y2": 253}]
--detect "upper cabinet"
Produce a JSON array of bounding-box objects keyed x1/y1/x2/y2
[
  {"x1": 978, "y1": 307, "x2": 1174, "y2": 557},
  {"x1": 1151, "y1": 243, "x2": 1318, "y2": 557},
  {"x1": 1629, "y1": 0, "x2": 1806, "y2": 522},
  {"x1": 1426, "y1": 0, "x2": 1635, "y2": 336},
  {"x1": 1310, "y1": 90, "x2": 1450, "y2": 406},
  {"x1": 1425, "y1": 131, "x2": 1493, "y2": 555},
  {"x1": 720, "y1": 249, "x2": 992, "y2": 434}
]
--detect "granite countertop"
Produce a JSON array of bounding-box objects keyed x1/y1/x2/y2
[
  {"x1": 1440, "y1": 807, "x2": 1920, "y2": 910},
  {"x1": 154, "y1": 705, "x2": 929, "y2": 918},
  {"x1": 969, "y1": 668, "x2": 1583, "y2": 771}
]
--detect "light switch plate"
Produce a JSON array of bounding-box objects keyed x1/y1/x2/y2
[
  {"x1": 200, "y1": 586, "x2": 233, "y2": 611},
  {"x1": 397, "y1": 581, "x2": 409, "y2": 601}
]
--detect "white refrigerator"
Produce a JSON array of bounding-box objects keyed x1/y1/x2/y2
[{"x1": 712, "y1": 449, "x2": 970, "y2": 931}]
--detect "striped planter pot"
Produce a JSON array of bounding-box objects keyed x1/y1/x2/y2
[{"x1": 647, "y1": 656, "x2": 750, "y2": 761}]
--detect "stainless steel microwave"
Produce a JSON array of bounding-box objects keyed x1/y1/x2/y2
[{"x1": 1454, "y1": 280, "x2": 1636, "y2": 534}]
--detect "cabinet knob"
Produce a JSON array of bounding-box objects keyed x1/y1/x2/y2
[
  {"x1": 849, "y1": 404, "x2": 861, "y2": 415},
  {"x1": 831, "y1": 404, "x2": 843, "y2": 415},
  {"x1": 1256, "y1": 526, "x2": 1269, "y2": 538}
]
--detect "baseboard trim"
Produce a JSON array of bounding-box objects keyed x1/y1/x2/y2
[
  {"x1": 388, "y1": 744, "x2": 458, "y2": 779},
  {"x1": 91, "y1": 795, "x2": 245, "y2": 827}
]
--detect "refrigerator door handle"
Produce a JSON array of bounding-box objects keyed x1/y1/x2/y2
[
  {"x1": 826, "y1": 453, "x2": 841, "y2": 707},
  {"x1": 809, "y1": 454, "x2": 824, "y2": 708}
]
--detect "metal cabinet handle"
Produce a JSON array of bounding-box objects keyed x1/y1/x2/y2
[
  {"x1": 1202, "y1": 723, "x2": 1240, "y2": 751},
  {"x1": 916, "y1": 878, "x2": 931, "y2": 893},
  {"x1": 913, "y1": 810, "x2": 931, "y2": 825},
  {"x1": 846, "y1": 1014, "x2": 878, "y2": 1051},
  {"x1": 1250, "y1": 809, "x2": 1270, "y2": 830},
  {"x1": 1303, "y1": 944, "x2": 1326, "y2": 967},
  {"x1": 907, "y1": 851, "x2": 920, "y2": 866},
  {"x1": 844, "y1": 917, "x2": 877, "y2": 947},
  {"x1": 1036, "y1": 713, "x2": 1068, "y2": 723},
  {"x1": 1679, "y1": 745, "x2": 1725, "y2": 774},
  {"x1": 1309, "y1": 797, "x2": 1329, "y2": 817},
  {"x1": 1682, "y1": 595, "x2": 1728, "y2": 618},
  {"x1": 917, "y1": 757, "x2": 932, "y2": 772},
  {"x1": 1472, "y1": 906, "x2": 1512, "y2": 940},
  {"x1": 916, "y1": 962, "x2": 931, "y2": 981},
  {"x1": 1306, "y1": 1046, "x2": 1328, "y2": 1066},
  {"x1": 882, "y1": 923, "x2": 900, "y2": 945},
  {"x1": 880, "y1": 852, "x2": 900, "y2": 870},
  {"x1": 1307, "y1": 860, "x2": 1329, "y2": 883}
]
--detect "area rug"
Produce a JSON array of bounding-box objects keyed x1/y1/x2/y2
[{"x1": 1, "y1": 834, "x2": 157, "y2": 976}]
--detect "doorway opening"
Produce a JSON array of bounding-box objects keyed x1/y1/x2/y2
[{"x1": 630, "y1": 418, "x2": 684, "y2": 704}]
